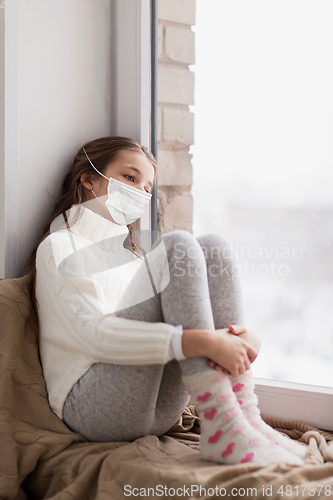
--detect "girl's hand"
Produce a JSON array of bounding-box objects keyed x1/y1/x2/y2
[
  {"x1": 229, "y1": 324, "x2": 261, "y2": 361},
  {"x1": 181, "y1": 326, "x2": 260, "y2": 376},
  {"x1": 208, "y1": 325, "x2": 259, "y2": 373},
  {"x1": 228, "y1": 324, "x2": 247, "y2": 335},
  {"x1": 208, "y1": 325, "x2": 244, "y2": 372},
  {"x1": 208, "y1": 360, "x2": 229, "y2": 372}
]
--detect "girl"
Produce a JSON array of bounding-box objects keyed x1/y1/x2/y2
[{"x1": 30, "y1": 136, "x2": 307, "y2": 465}]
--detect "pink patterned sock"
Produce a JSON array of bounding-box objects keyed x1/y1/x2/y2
[
  {"x1": 229, "y1": 368, "x2": 307, "y2": 459},
  {"x1": 182, "y1": 368, "x2": 304, "y2": 465}
]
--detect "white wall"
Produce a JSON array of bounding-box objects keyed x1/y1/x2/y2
[
  {"x1": 0, "y1": 0, "x2": 114, "y2": 277},
  {"x1": 0, "y1": 7, "x2": 5, "y2": 278},
  {"x1": 0, "y1": 0, "x2": 152, "y2": 278}
]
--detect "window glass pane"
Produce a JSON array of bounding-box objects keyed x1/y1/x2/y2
[{"x1": 192, "y1": 0, "x2": 333, "y2": 387}]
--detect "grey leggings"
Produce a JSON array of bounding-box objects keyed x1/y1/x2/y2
[{"x1": 63, "y1": 230, "x2": 244, "y2": 442}]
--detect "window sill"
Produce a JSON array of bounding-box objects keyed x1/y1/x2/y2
[{"x1": 254, "y1": 377, "x2": 333, "y2": 432}]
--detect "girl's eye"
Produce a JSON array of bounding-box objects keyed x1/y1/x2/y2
[{"x1": 124, "y1": 174, "x2": 150, "y2": 193}]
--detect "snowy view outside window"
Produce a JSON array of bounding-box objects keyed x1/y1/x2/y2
[{"x1": 191, "y1": 0, "x2": 333, "y2": 387}]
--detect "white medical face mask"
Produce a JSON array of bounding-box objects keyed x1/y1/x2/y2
[{"x1": 83, "y1": 147, "x2": 152, "y2": 225}]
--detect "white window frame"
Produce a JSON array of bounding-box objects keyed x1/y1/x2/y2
[
  {"x1": 112, "y1": 0, "x2": 152, "y2": 233},
  {"x1": 254, "y1": 379, "x2": 333, "y2": 431}
]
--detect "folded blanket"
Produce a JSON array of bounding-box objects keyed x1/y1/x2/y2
[{"x1": 0, "y1": 276, "x2": 332, "y2": 500}]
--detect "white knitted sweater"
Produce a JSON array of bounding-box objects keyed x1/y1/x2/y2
[{"x1": 36, "y1": 204, "x2": 183, "y2": 419}]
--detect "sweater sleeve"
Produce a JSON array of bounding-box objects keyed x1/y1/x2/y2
[
  {"x1": 36, "y1": 233, "x2": 176, "y2": 365},
  {"x1": 167, "y1": 325, "x2": 186, "y2": 361}
]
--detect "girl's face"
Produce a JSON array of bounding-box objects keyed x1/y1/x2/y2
[{"x1": 81, "y1": 150, "x2": 155, "y2": 223}]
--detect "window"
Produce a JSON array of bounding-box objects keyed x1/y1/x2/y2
[{"x1": 192, "y1": 0, "x2": 333, "y2": 390}]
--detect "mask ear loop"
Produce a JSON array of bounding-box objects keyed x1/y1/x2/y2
[
  {"x1": 82, "y1": 147, "x2": 109, "y2": 181},
  {"x1": 91, "y1": 188, "x2": 107, "y2": 207},
  {"x1": 83, "y1": 147, "x2": 110, "y2": 205}
]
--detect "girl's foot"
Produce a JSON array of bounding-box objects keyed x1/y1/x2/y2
[
  {"x1": 182, "y1": 369, "x2": 304, "y2": 465},
  {"x1": 229, "y1": 368, "x2": 307, "y2": 459}
]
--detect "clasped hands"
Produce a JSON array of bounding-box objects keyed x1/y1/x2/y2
[{"x1": 207, "y1": 324, "x2": 261, "y2": 377}]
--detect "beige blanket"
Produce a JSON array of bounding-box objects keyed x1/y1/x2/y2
[{"x1": 0, "y1": 276, "x2": 332, "y2": 500}]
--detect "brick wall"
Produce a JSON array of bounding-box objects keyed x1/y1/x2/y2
[{"x1": 157, "y1": 0, "x2": 195, "y2": 234}]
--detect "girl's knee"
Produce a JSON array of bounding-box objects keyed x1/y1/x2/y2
[
  {"x1": 163, "y1": 229, "x2": 195, "y2": 244},
  {"x1": 197, "y1": 232, "x2": 231, "y2": 248},
  {"x1": 163, "y1": 230, "x2": 203, "y2": 258},
  {"x1": 196, "y1": 233, "x2": 235, "y2": 264}
]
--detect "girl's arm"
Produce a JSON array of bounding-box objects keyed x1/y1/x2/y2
[{"x1": 37, "y1": 235, "x2": 177, "y2": 366}]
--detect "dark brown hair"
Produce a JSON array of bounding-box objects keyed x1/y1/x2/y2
[{"x1": 25, "y1": 136, "x2": 157, "y2": 341}]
